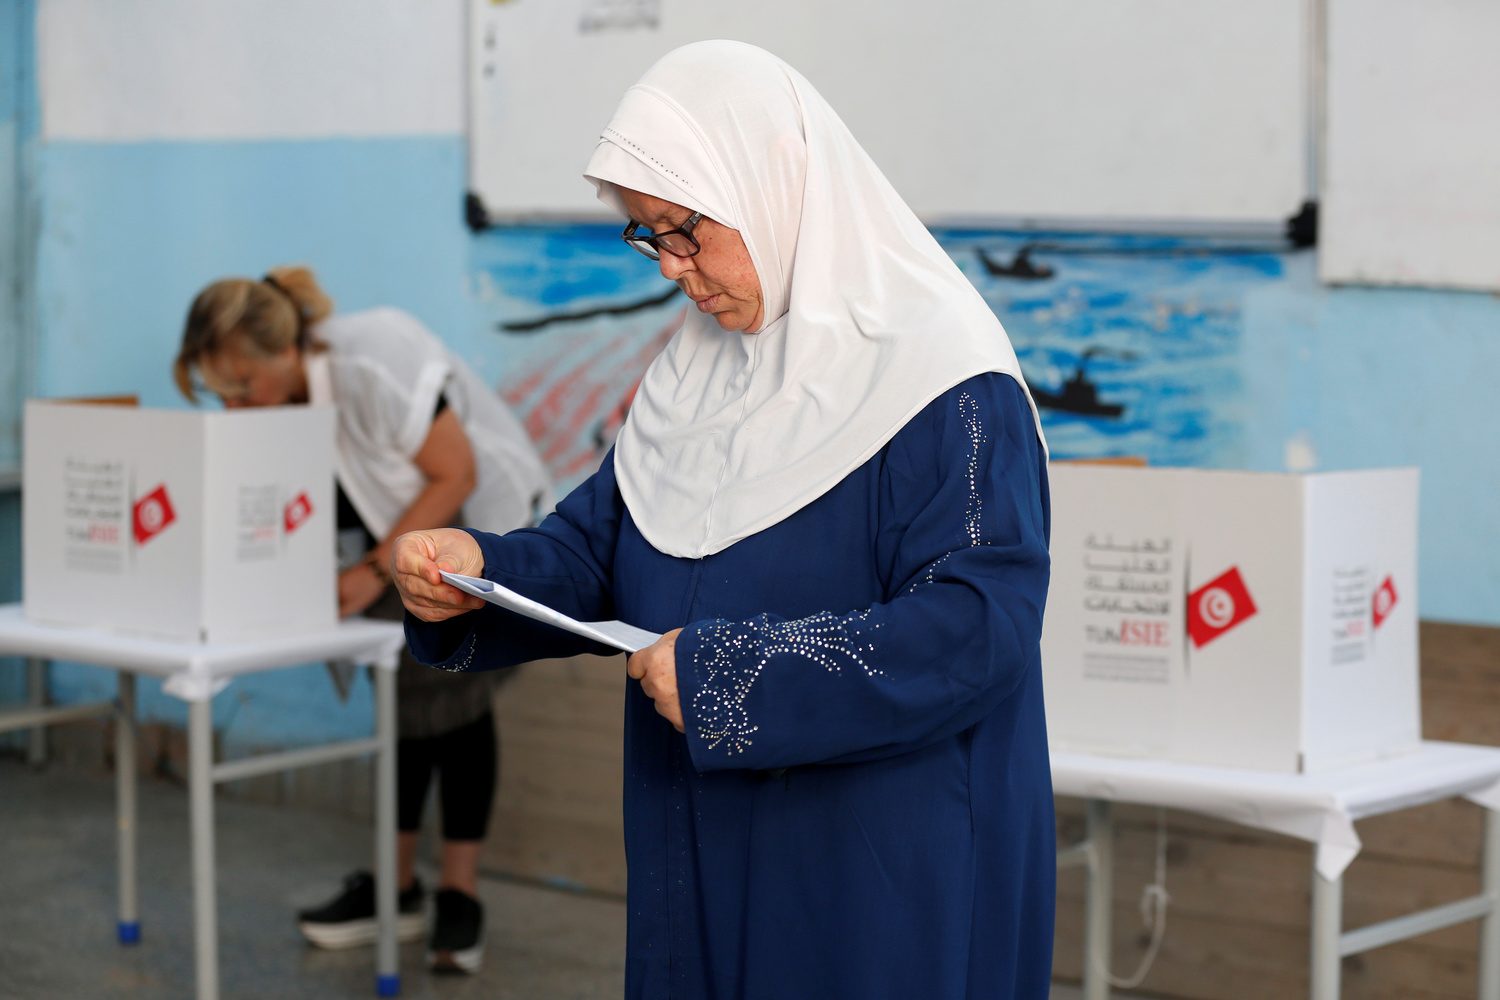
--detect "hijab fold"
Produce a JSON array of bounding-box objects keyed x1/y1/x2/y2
[{"x1": 586, "y1": 41, "x2": 1043, "y2": 560}]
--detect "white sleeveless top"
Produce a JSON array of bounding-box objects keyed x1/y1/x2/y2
[{"x1": 305, "y1": 308, "x2": 553, "y2": 540}]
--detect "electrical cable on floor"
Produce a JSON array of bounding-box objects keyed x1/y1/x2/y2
[{"x1": 1097, "y1": 808, "x2": 1171, "y2": 990}]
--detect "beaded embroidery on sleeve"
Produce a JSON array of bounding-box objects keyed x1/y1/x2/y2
[
  {"x1": 435, "y1": 633, "x2": 478, "y2": 673},
  {"x1": 909, "y1": 391, "x2": 988, "y2": 592},
  {"x1": 689, "y1": 610, "x2": 884, "y2": 755},
  {"x1": 688, "y1": 391, "x2": 990, "y2": 756}
]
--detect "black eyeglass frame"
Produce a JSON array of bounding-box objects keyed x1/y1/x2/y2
[{"x1": 622, "y1": 211, "x2": 704, "y2": 260}]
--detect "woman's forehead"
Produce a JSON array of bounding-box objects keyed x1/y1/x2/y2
[
  {"x1": 618, "y1": 186, "x2": 688, "y2": 224},
  {"x1": 199, "y1": 344, "x2": 258, "y2": 384}
]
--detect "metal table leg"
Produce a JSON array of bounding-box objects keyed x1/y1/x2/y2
[
  {"x1": 1311, "y1": 869, "x2": 1342, "y2": 1000},
  {"x1": 26, "y1": 657, "x2": 47, "y2": 767},
  {"x1": 1084, "y1": 799, "x2": 1113, "y2": 1000},
  {"x1": 1480, "y1": 809, "x2": 1500, "y2": 1000},
  {"x1": 374, "y1": 665, "x2": 400, "y2": 997},
  {"x1": 116, "y1": 673, "x2": 139, "y2": 944},
  {"x1": 189, "y1": 696, "x2": 219, "y2": 1000}
]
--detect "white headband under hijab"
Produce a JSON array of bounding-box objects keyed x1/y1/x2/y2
[{"x1": 586, "y1": 40, "x2": 1043, "y2": 560}]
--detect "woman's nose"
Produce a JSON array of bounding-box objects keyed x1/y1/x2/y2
[{"x1": 658, "y1": 253, "x2": 692, "y2": 281}]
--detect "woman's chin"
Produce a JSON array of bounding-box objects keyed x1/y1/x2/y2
[{"x1": 711, "y1": 308, "x2": 764, "y2": 334}]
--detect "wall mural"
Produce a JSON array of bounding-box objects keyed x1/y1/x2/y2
[{"x1": 473, "y1": 226, "x2": 1290, "y2": 493}]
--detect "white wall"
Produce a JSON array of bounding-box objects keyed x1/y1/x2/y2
[
  {"x1": 38, "y1": 0, "x2": 465, "y2": 140},
  {"x1": 1321, "y1": 0, "x2": 1500, "y2": 291}
]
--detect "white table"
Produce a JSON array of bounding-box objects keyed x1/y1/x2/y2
[
  {"x1": 0, "y1": 605, "x2": 408, "y2": 1000},
  {"x1": 1054, "y1": 742, "x2": 1500, "y2": 1000}
]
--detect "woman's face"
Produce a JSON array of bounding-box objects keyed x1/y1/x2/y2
[
  {"x1": 617, "y1": 187, "x2": 764, "y2": 334},
  {"x1": 199, "y1": 341, "x2": 307, "y2": 408}
]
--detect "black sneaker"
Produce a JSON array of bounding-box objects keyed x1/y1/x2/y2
[
  {"x1": 428, "y1": 888, "x2": 484, "y2": 974},
  {"x1": 297, "y1": 871, "x2": 425, "y2": 949}
]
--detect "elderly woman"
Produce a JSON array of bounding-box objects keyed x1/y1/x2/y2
[{"x1": 395, "y1": 41, "x2": 1052, "y2": 1000}]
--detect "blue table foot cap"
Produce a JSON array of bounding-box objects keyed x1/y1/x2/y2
[
  {"x1": 376, "y1": 973, "x2": 400, "y2": 997},
  {"x1": 117, "y1": 921, "x2": 141, "y2": 945}
]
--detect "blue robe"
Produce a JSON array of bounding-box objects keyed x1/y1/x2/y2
[{"x1": 408, "y1": 372, "x2": 1054, "y2": 1000}]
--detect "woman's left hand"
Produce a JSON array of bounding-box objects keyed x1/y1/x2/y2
[
  {"x1": 627, "y1": 629, "x2": 684, "y2": 732},
  {"x1": 338, "y1": 562, "x2": 388, "y2": 618}
]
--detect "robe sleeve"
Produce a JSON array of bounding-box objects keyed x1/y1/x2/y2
[
  {"x1": 674, "y1": 373, "x2": 1050, "y2": 772},
  {"x1": 404, "y1": 452, "x2": 625, "y2": 671}
]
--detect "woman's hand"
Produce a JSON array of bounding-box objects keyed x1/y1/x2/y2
[
  {"x1": 627, "y1": 629, "x2": 684, "y2": 732},
  {"x1": 391, "y1": 528, "x2": 488, "y2": 622},
  {"x1": 337, "y1": 562, "x2": 388, "y2": 618}
]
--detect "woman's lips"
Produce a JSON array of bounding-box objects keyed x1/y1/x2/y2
[{"x1": 693, "y1": 294, "x2": 719, "y2": 313}]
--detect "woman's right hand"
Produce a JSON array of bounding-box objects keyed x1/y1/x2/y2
[{"x1": 391, "y1": 528, "x2": 488, "y2": 622}]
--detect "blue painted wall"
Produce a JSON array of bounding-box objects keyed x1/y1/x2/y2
[
  {"x1": 34, "y1": 136, "x2": 472, "y2": 407},
  {"x1": 0, "y1": 0, "x2": 35, "y2": 749},
  {"x1": 0, "y1": 0, "x2": 36, "y2": 468}
]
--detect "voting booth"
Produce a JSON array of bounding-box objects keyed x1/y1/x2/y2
[
  {"x1": 1042, "y1": 465, "x2": 1420, "y2": 774},
  {"x1": 23, "y1": 401, "x2": 337, "y2": 643}
]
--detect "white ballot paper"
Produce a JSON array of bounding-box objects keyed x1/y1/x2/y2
[{"x1": 439, "y1": 571, "x2": 662, "y2": 654}]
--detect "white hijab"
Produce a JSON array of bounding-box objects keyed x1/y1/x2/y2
[{"x1": 586, "y1": 41, "x2": 1043, "y2": 559}]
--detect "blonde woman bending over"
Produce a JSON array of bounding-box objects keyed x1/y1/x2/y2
[{"x1": 174, "y1": 266, "x2": 552, "y2": 974}]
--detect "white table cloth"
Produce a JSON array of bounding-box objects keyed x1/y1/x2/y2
[
  {"x1": 1053, "y1": 741, "x2": 1500, "y2": 880},
  {"x1": 0, "y1": 604, "x2": 404, "y2": 699}
]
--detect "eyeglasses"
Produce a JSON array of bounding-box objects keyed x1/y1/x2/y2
[{"x1": 621, "y1": 211, "x2": 703, "y2": 260}]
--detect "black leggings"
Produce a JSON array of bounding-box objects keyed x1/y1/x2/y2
[{"x1": 397, "y1": 712, "x2": 497, "y2": 841}]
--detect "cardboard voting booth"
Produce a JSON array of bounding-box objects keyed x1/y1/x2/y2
[
  {"x1": 1042, "y1": 464, "x2": 1420, "y2": 774},
  {"x1": 23, "y1": 401, "x2": 337, "y2": 643}
]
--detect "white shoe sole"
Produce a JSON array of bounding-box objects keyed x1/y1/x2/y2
[
  {"x1": 428, "y1": 943, "x2": 483, "y2": 974},
  {"x1": 299, "y1": 912, "x2": 426, "y2": 950}
]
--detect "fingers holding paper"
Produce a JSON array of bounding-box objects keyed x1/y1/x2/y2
[
  {"x1": 628, "y1": 629, "x2": 684, "y2": 732},
  {"x1": 391, "y1": 528, "x2": 487, "y2": 622}
]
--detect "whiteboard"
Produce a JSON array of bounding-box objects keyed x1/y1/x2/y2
[
  {"x1": 1320, "y1": 0, "x2": 1500, "y2": 292},
  {"x1": 469, "y1": 0, "x2": 1309, "y2": 225}
]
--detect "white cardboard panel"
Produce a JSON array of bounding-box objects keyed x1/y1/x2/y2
[
  {"x1": 201, "y1": 408, "x2": 337, "y2": 643},
  {"x1": 24, "y1": 406, "x2": 206, "y2": 639},
  {"x1": 1174, "y1": 471, "x2": 1306, "y2": 772},
  {"x1": 1298, "y1": 469, "x2": 1420, "y2": 770},
  {"x1": 1043, "y1": 466, "x2": 1189, "y2": 761}
]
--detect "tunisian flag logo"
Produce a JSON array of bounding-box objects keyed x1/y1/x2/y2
[
  {"x1": 132, "y1": 485, "x2": 177, "y2": 546},
  {"x1": 1373, "y1": 576, "x2": 1398, "y2": 629},
  {"x1": 283, "y1": 492, "x2": 314, "y2": 534},
  {"x1": 1188, "y1": 566, "x2": 1258, "y2": 648}
]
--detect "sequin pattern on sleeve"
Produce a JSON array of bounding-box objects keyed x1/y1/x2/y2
[
  {"x1": 435, "y1": 633, "x2": 478, "y2": 673},
  {"x1": 909, "y1": 391, "x2": 988, "y2": 592},
  {"x1": 688, "y1": 610, "x2": 884, "y2": 756}
]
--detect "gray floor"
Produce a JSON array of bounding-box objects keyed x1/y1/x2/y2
[
  {"x1": 0, "y1": 756, "x2": 1107, "y2": 1000},
  {"x1": 0, "y1": 757, "x2": 625, "y2": 999}
]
